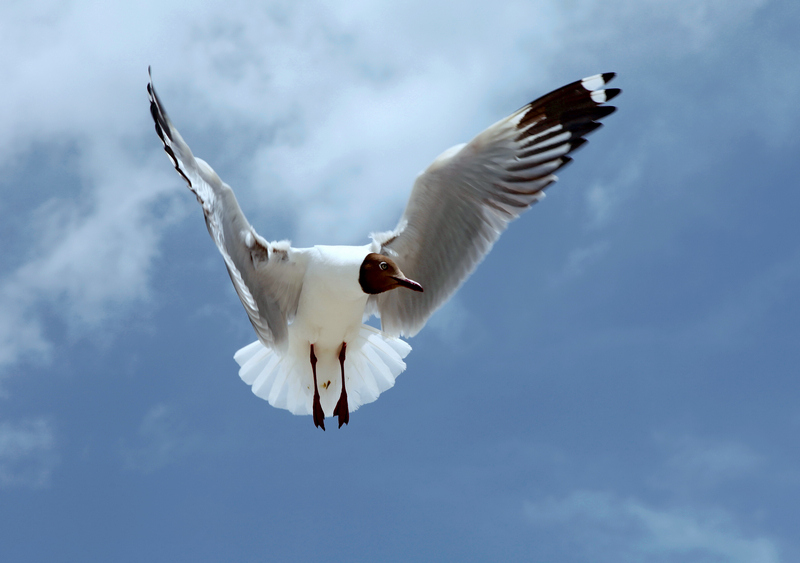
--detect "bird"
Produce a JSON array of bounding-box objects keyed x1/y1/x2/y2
[{"x1": 147, "y1": 68, "x2": 619, "y2": 430}]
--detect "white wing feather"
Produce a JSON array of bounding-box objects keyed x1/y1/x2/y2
[
  {"x1": 148, "y1": 69, "x2": 307, "y2": 352},
  {"x1": 370, "y1": 73, "x2": 620, "y2": 336}
]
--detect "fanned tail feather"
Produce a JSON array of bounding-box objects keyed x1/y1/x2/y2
[{"x1": 233, "y1": 325, "x2": 411, "y2": 417}]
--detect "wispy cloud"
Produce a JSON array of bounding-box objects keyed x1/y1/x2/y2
[
  {"x1": 525, "y1": 490, "x2": 781, "y2": 563},
  {"x1": 0, "y1": 418, "x2": 57, "y2": 488},
  {"x1": 584, "y1": 162, "x2": 643, "y2": 229},
  {"x1": 651, "y1": 434, "x2": 765, "y2": 491},
  {"x1": 1, "y1": 0, "x2": 795, "y2": 383},
  {"x1": 0, "y1": 156, "x2": 182, "y2": 372},
  {"x1": 548, "y1": 241, "x2": 611, "y2": 286},
  {"x1": 524, "y1": 431, "x2": 779, "y2": 561},
  {"x1": 0, "y1": 0, "x2": 563, "y2": 380}
]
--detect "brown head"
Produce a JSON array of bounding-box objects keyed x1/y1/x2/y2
[{"x1": 359, "y1": 253, "x2": 424, "y2": 295}]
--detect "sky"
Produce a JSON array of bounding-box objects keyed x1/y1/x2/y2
[{"x1": 1, "y1": 0, "x2": 799, "y2": 561}]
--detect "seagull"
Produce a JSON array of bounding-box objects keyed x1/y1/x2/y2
[{"x1": 147, "y1": 68, "x2": 619, "y2": 430}]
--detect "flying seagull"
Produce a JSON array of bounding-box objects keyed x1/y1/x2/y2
[{"x1": 148, "y1": 69, "x2": 619, "y2": 430}]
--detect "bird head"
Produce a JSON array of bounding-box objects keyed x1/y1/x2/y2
[{"x1": 359, "y1": 253, "x2": 424, "y2": 295}]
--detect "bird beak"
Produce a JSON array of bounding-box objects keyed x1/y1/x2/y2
[{"x1": 394, "y1": 276, "x2": 424, "y2": 292}]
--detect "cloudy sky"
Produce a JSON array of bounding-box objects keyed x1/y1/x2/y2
[{"x1": 2, "y1": 0, "x2": 799, "y2": 561}]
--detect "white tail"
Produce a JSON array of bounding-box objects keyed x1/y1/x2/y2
[{"x1": 234, "y1": 325, "x2": 412, "y2": 416}]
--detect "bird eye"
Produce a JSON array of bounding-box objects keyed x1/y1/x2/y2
[{"x1": 379, "y1": 262, "x2": 388, "y2": 271}]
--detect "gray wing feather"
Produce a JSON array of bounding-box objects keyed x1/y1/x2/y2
[
  {"x1": 148, "y1": 69, "x2": 306, "y2": 352},
  {"x1": 370, "y1": 73, "x2": 620, "y2": 337}
]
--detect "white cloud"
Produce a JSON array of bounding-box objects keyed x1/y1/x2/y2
[
  {"x1": 0, "y1": 418, "x2": 57, "y2": 488},
  {"x1": 525, "y1": 490, "x2": 782, "y2": 563},
  {"x1": 0, "y1": 154, "x2": 182, "y2": 371},
  {"x1": 0, "y1": 0, "x2": 567, "y2": 379},
  {"x1": 0, "y1": 0, "x2": 796, "y2": 381}
]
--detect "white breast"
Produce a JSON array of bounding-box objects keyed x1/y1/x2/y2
[{"x1": 290, "y1": 245, "x2": 372, "y2": 349}]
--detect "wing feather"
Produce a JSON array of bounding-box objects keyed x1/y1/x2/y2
[
  {"x1": 370, "y1": 73, "x2": 620, "y2": 336},
  {"x1": 148, "y1": 69, "x2": 306, "y2": 352}
]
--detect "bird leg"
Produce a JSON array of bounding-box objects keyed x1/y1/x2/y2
[
  {"x1": 333, "y1": 342, "x2": 349, "y2": 428},
  {"x1": 310, "y1": 344, "x2": 324, "y2": 431}
]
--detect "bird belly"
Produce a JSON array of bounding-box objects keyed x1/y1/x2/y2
[
  {"x1": 291, "y1": 289, "x2": 368, "y2": 351},
  {"x1": 281, "y1": 291, "x2": 370, "y2": 416}
]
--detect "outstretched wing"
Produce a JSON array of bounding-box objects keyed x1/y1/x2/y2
[
  {"x1": 148, "y1": 68, "x2": 307, "y2": 352},
  {"x1": 370, "y1": 73, "x2": 620, "y2": 337}
]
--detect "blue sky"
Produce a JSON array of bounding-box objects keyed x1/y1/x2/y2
[{"x1": 2, "y1": 0, "x2": 799, "y2": 561}]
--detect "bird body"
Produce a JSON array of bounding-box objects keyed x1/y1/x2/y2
[
  {"x1": 148, "y1": 69, "x2": 620, "y2": 429},
  {"x1": 233, "y1": 242, "x2": 416, "y2": 422},
  {"x1": 294, "y1": 245, "x2": 372, "y2": 348}
]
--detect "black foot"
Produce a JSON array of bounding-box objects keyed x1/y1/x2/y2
[
  {"x1": 313, "y1": 394, "x2": 325, "y2": 431},
  {"x1": 333, "y1": 392, "x2": 349, "y2": 428}
]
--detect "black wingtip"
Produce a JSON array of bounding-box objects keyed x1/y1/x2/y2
[
  {"x1": 569, "y1": 137, "x2": 588, "y2": 152},
  {"x1": 603, "y1": 88, "x2": 622, "y2": 103},
  {"x1": 564, "y1": 120, "x2": 603, "y2": 137},
  {"x1": 146, "y1": 69, "x2": 192, "y2": 189},
  {"x1": 146, "y1": 66, "x2": 155, "y2": 101},
  {"x1": 601, "y1": 72, "x2": 616, "y2": 83},
  {"x1": 593, "y1": 105, "x2": 617, "y2": 119},
  {"x1": 146, "y1": 73, "x2": 173, "y2": 143}
]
